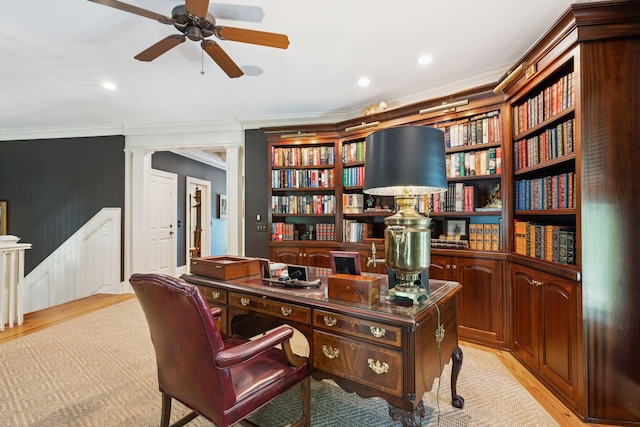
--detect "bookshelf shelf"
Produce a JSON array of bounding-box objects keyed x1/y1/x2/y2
[
  {"x1": 513, "y1": 154, "x2": 575, "y2": 176},
  {"x1": 513, "y1": 106, "x2": 575, "y2": 141}
]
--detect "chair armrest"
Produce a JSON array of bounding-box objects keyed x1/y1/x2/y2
[
  {"x1": 210, "y1": 306, "x2": 222, "y2": 319},
  {"x1": 216, "y1": 326, "x2": 294, "y2": 368}
]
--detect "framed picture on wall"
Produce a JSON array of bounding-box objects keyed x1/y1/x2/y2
[
  {"x1": 0, "y1": 201, "x2": 6, "y2": 235},
  {"x1": 218, "y1": 195, "x2": 227, "y2": 219}
]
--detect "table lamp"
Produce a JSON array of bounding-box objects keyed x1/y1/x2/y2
[{"x1": 363, "y1": 126, "x2": 447, "y2": 304}]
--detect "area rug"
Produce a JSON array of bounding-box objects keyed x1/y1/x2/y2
[{"x1": 0, "y1": 299, "x2": 557, "y2": 426}]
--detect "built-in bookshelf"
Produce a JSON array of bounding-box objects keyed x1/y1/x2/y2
[
  {"x1": 423, "y1": 109, "x2": 504, "y2": 249},
  {"x1": 270, "y1": 140, "x2": 338, "y2": 242},
  {"x1": 510, "y1": 61, "x2": 577, "y2": 266}
]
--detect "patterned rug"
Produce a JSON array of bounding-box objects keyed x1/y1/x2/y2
[{"x1": 0, "y1": 299, "x2": 558, "y2": 426}]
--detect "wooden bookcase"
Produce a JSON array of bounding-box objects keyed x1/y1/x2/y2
[
  {"x1": 260, "y1": 3, "x2": 640, "y2": 422},
  {"x1": 499, "y1": 1, "x2": 640, "y2": 422}
]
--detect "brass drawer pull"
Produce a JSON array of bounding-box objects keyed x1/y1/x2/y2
[
  {"x1": 368, "y1": 359, "x2": 389, "y2": 374},
  {"x1": 322, "y1": 345, "x2": 339, "y2": 359},
  {"x1": 281, "y1": 307, "x2": 292, "y2": 316},
  {"x1": 240, "y1": 297, "x2": 251, "y2": 306},
  {"x1": 323, "y1": 316, "x2": 337, "y2": 327},
  {"x1": 370, "y1": 326, "x2": 386, "y2": 338},
  {"x1": 211, "y1": 291, "x2": 221, "y2": 299}
]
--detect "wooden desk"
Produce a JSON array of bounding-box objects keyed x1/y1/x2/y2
[{"x1": 182, "y1": 268, "x2": 464, "y2": 426}]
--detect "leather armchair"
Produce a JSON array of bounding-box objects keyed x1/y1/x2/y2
[{"x1": 129, "y1": 273, "x2": 310, "y2": 427}]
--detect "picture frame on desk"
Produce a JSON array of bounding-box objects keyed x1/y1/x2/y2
[
  {"x1": 0, "y1": 201, "x2": 6, "y2": 235},
  {"x1": 329, "y1": 251, "x2": 362, "y2": 275},
  {"x1": 217, "y1": 195, "x2": 227, "y2": 219},
  {"x1": 445, "y1": 218, "x2": 469, "y2": 239}
]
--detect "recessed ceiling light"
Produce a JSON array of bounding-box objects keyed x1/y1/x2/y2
[
  {"x1": 102, "y1": 81, "x2": 117, "y2": 90},
  {"x1": 418, "y1": 55, "x2": 433, "y2": 65},
  {"x1": 358, "y1": 77, "x2": 370, "y2": 87}
]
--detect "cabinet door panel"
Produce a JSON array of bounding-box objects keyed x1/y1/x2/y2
[
  {"x1": 429, "y1": 255, "x2": 450, "y2": 280},
  {"x1": 307, "y1": 250, "x2": 332, "y2": 267},
  {"x1": 511, "y1": 268, "x2": 539, "y2": 369},
  {"x1": 540, "y1": 275, "x2": 576, "y2": 399},
  {"x1": 271, "y1": 248, "x2": 300, "y2": 265},
  {"x1": 456, "y1": 258, "x2": 504, "y2": 343}
]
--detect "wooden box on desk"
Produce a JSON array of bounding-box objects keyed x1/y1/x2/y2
[
  {"x1": 328, "y1": 274, "x2": 380, "y2": 305},
  {"x1": 190, "y1": 256, "x2": 259, "y2": 280}
]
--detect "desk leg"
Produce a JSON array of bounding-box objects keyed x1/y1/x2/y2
[
  {"x1": 451, "y1": 345, "x2": 464, "y2": 408},
  {"x1": 388, "y1": 401, "x2": 425, "y2": 427}
]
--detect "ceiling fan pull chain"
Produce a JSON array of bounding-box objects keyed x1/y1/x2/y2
[{"x1": 201, "y1": 47, "x2": 205, "y2": 75}]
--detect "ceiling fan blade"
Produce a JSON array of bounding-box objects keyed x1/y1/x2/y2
[
  {"x1": 202, "y1": 40, "x2": 243, "y2": 78},
  {"x1": 185, "y1": 0, "x2": 210, "y2": 19},
  {"x1": 215, "y1": 26, "x2": 290, "y2": 49},
  {"x1": 135, "y1": 35, "x2": 186, "y2": 62},
  {"x1": 87, "y1": 0, "x2": 173, "y2": 24}
]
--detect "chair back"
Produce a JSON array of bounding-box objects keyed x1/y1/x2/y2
[{"x1": 130, "y1": 273, "x2": 233, "y2": 423}]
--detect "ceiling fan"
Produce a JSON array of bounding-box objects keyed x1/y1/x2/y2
[{"x1": 88, "y1": 0, "x2": 290, "y2": 78}]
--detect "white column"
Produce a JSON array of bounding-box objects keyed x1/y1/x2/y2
[
  {"x1": 124, "y1": 147, "x2": 154, "y2": 279},
  {"x1": 225, "y1": 146, "x2": 244, "y2": 255},
  {"x1": 0, "y1": 241, "x2": 32, "y2": 330}
]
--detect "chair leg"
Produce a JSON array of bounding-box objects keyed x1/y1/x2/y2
[
  {"x1": 161, "y1": 392, "x2": 172, "y2": 427},
  {"x1": 290, "y1": 377, "x2": 311, "y2": 427}
]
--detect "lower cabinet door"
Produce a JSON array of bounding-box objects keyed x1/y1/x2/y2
[{"x1": 313, "y1": 330, "x2": 403, "y2": 397}]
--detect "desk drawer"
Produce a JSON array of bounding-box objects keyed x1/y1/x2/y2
[
  {"x1": 194, "y1": 284, "x2": 228, "y2": 304},
  {"x1": 229, "y1": 292, "x2": 311, "y2": 325},
  {"x1": 313, "y1": 309, "x2": 402, "y2": 347},
  {"x1": 313, "y1": 330, "x2": 402, "y2": 397}
]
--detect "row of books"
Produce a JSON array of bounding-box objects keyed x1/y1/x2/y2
[
  {"x1": 513, "y1": 119, "x2": 575, "y2": 170},
  {"x1": 271, "y1": 145, "x2": 336, "y2": 167},
  {"x1": 271, "y1": 195, "x2": 336, "y2": 215},
  {"x1": 343, "y1": 193, "x2": 364, "y2": 214},
  {"x1": 315, "y1": 223, "x2": 336, "y2": 241},
  {"x1": 343, "y1": 220, "x2": 372, "y2": 243},
  {"x1": 446, "y1": 147, "x2": 501, "y2": 178},
  {"x1": 271, "y1": 222, "x2": 296, "y2": 241},
  {"x1": 342, "y1": 166, "x2": 365, "y2": 187},
  {"x1": 271, "y1": 222, "x2": 336, "y2": 241},
  {"x1": 514, "y1": 172, "x2": 575, "y2": 211},
  {"x1": 428, "y1": 183, "x2": 476, "y2": 213},
  {"x1": 469, "y1": 223, "x2": 501, "y2": 252},
  {"x1": 514, "y1": 220, "x2": 576, "y2": 265},
  {"x1": 513, "y1": 71, "x2": 575, "y2": 135},
  {"x1": 272, "y1": 169, "x2": 335, "y2": 189},
  {"x1": 342, "y1": 140, "x2": 365, "y2": 164},
  {"x1": 434, "y1": 110, "x2": 502, "y2": 148}
]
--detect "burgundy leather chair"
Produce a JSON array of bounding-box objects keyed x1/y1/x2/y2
[{"x1": 129, "y1": 273, "x2": 310, "y2": 427}]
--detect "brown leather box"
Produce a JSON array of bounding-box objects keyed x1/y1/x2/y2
[
  {"x1": 190, "y1": 256, "x2": 260, "y2": 280},
  {"x1": 328, "y1": 274, "x2": 380, "y2": 305}
]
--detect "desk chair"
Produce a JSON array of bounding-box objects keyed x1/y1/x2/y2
[{"x1": 130, "y1": 273, "x2": 310, "y2": 427}]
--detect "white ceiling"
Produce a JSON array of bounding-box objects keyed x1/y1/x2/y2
[{"x1": 1, "y1": 0, "x2": 579, "y2": 140}]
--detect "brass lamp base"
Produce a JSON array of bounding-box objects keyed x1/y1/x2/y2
[
  {"x1": 387, "y1": 272, "x2": 428, "y2": 305},
  {"x1": 388, "y1": 285, "x2": 428, "y2": 305}
]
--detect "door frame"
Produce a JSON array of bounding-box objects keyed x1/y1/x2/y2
[{"x1": 185, "y1": 176, "x2": 211, "y2": 269}]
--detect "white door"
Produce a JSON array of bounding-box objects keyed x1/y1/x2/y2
[{"x1": 149, "y1": 169, "x2": 177, "y2": 275}]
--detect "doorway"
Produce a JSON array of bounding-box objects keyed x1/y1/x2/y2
[
  {"x1": 149, "y1": 169, "x2": 177, "y2": 276},
  {"x1": 186, "y1": 177, "x2": 211, "y2": 269}
]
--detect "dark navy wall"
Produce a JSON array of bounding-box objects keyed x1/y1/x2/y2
[
  {"x1": 244, "y1": 129, "x2": 269, "y2": 258},
  {"x1": 152, "y1": 151, "x2": 226, "y2": 266},
  {"x1": 0, "y1": 136, "x2": 125, "y2": 274}
]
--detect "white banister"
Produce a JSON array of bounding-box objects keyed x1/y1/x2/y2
[{"x1": 0, "y1": 238, "x2": 32, "y2": 330}]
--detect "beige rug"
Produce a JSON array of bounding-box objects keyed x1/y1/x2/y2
[{"x1": 0, "y1": 299, "x2": 558, "y2": 426}]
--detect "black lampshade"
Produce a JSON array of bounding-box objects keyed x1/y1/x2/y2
[{"x1": 363, "y1": 126, "x2": 447, "y2": 195}]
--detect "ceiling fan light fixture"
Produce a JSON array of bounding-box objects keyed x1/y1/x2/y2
[{"x1": 186, "y1": 25, "x2": 203, "y2": 41}]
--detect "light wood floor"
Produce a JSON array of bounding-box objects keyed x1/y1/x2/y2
[{"x1": 1, "y1": 293, "x2": 604, "y2": 426}]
